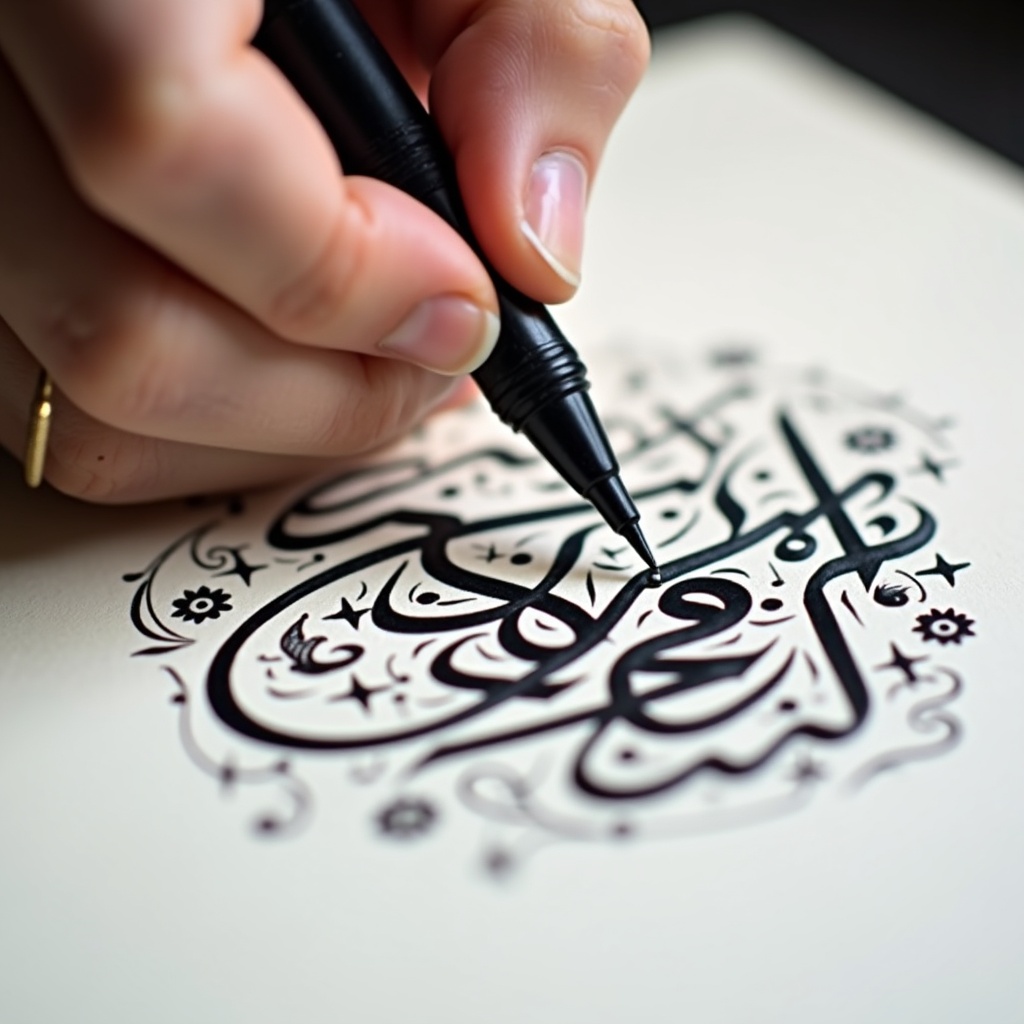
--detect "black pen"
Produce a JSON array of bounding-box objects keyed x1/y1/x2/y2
[{"x1": 255, "y1": 0, "x2": 660, "y2": 582}]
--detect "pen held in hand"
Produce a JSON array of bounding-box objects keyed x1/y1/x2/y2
[{"x1": 254, "y1": 0, "x2": 659, "y2": 580}]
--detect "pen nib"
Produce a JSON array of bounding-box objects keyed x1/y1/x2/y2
[{"x1": 619, "y1": 520, "x2": 662, "y2": 587}]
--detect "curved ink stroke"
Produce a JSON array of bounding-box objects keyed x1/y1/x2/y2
[
  {"x1": 416, "y1": 413, "x2": 937, "y2": 771},
  {"x1": 266, "y1": 390, "x2": 741, "y2": 554},
  {"x1": 206, "y1": 407, "x2": 939, "y2": 810},
  {"x1": 572, "y1": 653, "x2": 798, "y2": 799},
  {"x1": 280, "y1": 615, "x2": 364, "y2": 675},
  {"x1": 568, "y1": 492, "x2": 934, "y2": 801}
]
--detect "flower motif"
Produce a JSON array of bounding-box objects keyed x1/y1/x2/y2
[
  {"x1": 376, "y1": 797, "x2": 438, "y2": 840},
  {"x1": 845, "y1": 426, "x2": 896, "y2": 453},
  {"x1": 913, "y1": 607, "x2": 975, "y2": 646},
  {"x1": 171, "y1": 585, "x2": 233, "y2": 624}
]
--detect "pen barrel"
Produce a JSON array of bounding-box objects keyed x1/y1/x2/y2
[{"x1": 255, "y1": 0, "x2": 594, "y2": 428}]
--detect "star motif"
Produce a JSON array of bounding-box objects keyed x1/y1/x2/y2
[
  {"x1": 875, "y1": 643, "x2": 927, "y2": 684},
  {"x1": 912, "y1": 453, "x2": 957, "y2": 482},
  {"x1": 324, "y1": 596, "x2": 369, "y2": 629},
  {"x1": 213, "y1": 547, "x2": 267, "y2": 586},
  {"x1": 342, "y1": 675, "x2": 381, "y2": 712},
  {"x1": 915, "y1": 553, "x2": 970, "y2": 587}
]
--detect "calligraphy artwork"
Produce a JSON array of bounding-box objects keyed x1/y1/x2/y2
[{"x1": 123, "y1": 346, "x2": 974, "y2": 875}]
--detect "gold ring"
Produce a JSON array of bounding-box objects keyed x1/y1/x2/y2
[{"x1": 24, "y1": 369, "x2": 53, "y2": 488}]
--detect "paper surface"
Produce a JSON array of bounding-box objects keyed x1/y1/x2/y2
[{"x1": 2, "y1": 17, "x2": 1023, "y2": 1022}]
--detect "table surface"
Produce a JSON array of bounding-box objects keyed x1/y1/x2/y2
[
  {"x1": 638, "y1": 0, "x2": 1024, "y2": 168},
  {"x1": 3, "y1": 16, "x2": 1024, "y2": 1024}
]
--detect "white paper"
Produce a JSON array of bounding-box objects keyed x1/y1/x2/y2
[{"x1": 2, "y1": 17, "x2": 1023, "y2": 1023}]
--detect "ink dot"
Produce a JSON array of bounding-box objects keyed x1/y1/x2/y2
[
  {"x1": 661, "y1": 509, "x2": 680, "y2": 520},
  {"x1": 440, "y1": 486, "x2": 459, "y2": 498},
  {"x1": 612, "y1": 823, "x2": 633, "y2": 839},
  {"x1": 393, "y1": 693, "x2": 407, "y2": 704},
  {"x1": 416, "y1": 592, "x2": 440, "y2": 605},
  {"x1": 761, "y1": 598, "x2": 783, "y2": 612},
  {"x1": 485, "y1": 849, "x2": 515, "y2": 877},
  {"x1": 617, "y1": 748, "x2": 638, "y2": 762},
  {"x1": 777, "y1": 534, "x2": 816, "y2": 561},
  {"x1": 510, "y1": 553, "x2": 532, "y2": 566},
  {"x1": 778, "y1": 699, "x2": 798, "y2": 713},
  {"x1": 754, "y1": 470, "x2": 771, "y2": 481},
  {"x1": 97, "y1": 455, "x2": 106, "y2": 462},
  {"x1": 474, "y1": 473, "x2": 488, "y2": 484}
]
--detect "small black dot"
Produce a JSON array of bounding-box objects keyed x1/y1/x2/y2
[
  {"x1": 97, "y1": 455, "x2": 106, "y2": 462},
  {"x1": 617, "y1": 748, "x2": 637, "y2": 762},
  {"x1": 761, "y1": 598, "x2": 783, "y2": 611},
  {"x1": 416, "y1": 592, "x2": 440, "y2": 605},
  {"x1": 440, "y1": 486, "x2": 459, "y2": 498},
  {"x1": 754, "y1": 470, "x2": 771, "y2": 481},
  {"x1": 393, "y1": 693, "x2": 407, "y2": 704},
  {"x1": 778, "y1": 699, "x2": 798, "y2": 713},
  {"x1": 510, "y1": 553, "x2": 532, "y2": 566},
  {"x1": 612, "y1": 823, "x2": 633, "y2": 838},
  {"x1": 661, "y1": 509, "x2": 680, "y2": 520}
]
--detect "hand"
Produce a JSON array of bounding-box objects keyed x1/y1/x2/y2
[{"x1": 0, "y1": 0, "x2": 649, "y2": 502}]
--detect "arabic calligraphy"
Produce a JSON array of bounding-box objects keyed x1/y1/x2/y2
[{"x1": 124, "y1": 349, "x2": 974, "y2": 872}]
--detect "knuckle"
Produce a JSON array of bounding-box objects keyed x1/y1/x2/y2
[
  {"x1": 558, "y1": 0, "x2": 651, "y2": 91},
  {"x1": 43, "y1": 279, "x2": 189, "y2": 430},
  {"x1": 263, "y1": 210, "x2": 364, "y2": 340},
  {"x1": 311, "y1": 359, "x2": 421, "y2": 455},
  {"x1": 46, "y1": 422, "x2": 152, "y2": 504},
  {"x1": 65, "y1": 66, "x2": 206, "y2": 214}
]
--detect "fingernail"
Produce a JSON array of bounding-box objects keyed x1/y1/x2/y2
[
  {"x1": 378, "y1": 296, "x2": 500, "y2": 375},
  {"x1": 521, "y1": 151, "x2": 587, "y2": 288}
]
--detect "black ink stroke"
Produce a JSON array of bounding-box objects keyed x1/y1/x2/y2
[
  {"x1": 125, "y1": 359, "x2": 973, "y2": 866},
  {"x1": 206, "y1": 410, "x2": 936, "y2": 779}
]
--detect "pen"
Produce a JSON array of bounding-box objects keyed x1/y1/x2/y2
[{"x1": 255, "y1": 0, "x2": 660, "y2": 582}]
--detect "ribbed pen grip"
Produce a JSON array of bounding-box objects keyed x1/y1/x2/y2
[{"x1": 474, "y1": 296, "x2": 587, "y2": 429}]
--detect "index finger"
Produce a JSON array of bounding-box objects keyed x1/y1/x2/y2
[{"x1": 0, "y1": 0, "x2": 497, "y2": 353}]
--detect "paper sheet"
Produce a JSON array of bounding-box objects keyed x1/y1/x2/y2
[{"x1": 2, "y1": 17, "x2": 1023, "y2": 1022}]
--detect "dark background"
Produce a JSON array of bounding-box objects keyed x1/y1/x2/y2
[{"x1": 634, "y1": 0, "x2": 1024, "y2": 168}]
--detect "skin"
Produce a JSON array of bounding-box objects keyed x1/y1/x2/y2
[{"x1": 0, "y1": 0, "x2": 650, "y2": 502}]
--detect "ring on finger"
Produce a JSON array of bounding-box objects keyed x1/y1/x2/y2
[{"x1": 24, "y1": 368, "x2": 53, "y2": 488}]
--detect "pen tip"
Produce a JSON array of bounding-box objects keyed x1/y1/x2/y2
[{"x1": 619, "y1": 520, "x2": 662, "y2": 587}]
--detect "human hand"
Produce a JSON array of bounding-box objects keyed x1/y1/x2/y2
[{"x1": 0, "y1": 0, "x2": 649, "y2": 502}]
